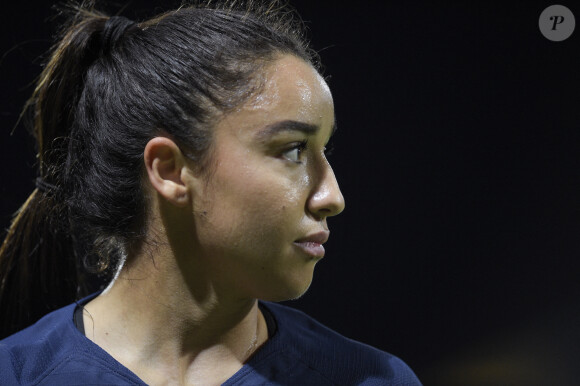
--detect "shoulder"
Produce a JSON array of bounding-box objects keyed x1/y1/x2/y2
[
  {"x1": 0, "y1": 298, "x2": 144, "y2": 385},
  {"x1": 0, "y1": 303, "x2": 78, "y2": 384},
  {"x1": 255, "y1": 302, "x2": 422, "y2": 386}
]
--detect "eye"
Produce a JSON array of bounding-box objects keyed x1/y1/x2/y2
[{"x1": 282, "y1": 141, "x2": 307, "y2": 163}]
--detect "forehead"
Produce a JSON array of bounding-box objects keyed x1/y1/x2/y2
[
  {"x1": 217, "y1": 55, "x2": 334, "y2": 136},
  {"x1": 247, "y1": 55, "x2": 332, "y2": 112}
]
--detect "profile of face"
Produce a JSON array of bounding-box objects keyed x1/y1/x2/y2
[{"x1": 174, "y1": 54, "x2": 345, "y2": 302}]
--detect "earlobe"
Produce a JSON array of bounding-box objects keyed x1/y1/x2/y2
[{"x1": 144, "y1": 137, "x2": 190, "y2": 207}]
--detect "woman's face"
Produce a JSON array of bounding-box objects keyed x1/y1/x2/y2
[{"x1": 189, "y1": 54, "x2": 344, "y2": 301}]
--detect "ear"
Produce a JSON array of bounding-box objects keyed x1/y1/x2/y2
[{"x1": 144, "y1": 137, "x2": 191, "y2": 207}]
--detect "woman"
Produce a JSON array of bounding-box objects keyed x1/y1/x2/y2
[{"x1": 0, "y1": 1, "x2": 421, "y2": 384}]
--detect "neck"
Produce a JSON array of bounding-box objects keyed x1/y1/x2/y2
[{"x1": 82, "y1": 251, "x2": 268, "y2": 385}]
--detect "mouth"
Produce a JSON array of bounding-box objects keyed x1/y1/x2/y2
[{"x1": 293, "y1": 231, "x2": 329, "y2": 258}]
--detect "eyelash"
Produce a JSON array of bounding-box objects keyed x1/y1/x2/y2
[
  {"x1": 324, "y1": 142, "x2": 334, "y2": 156},
  {"x1": 283, "y1": 140, "x2": 334, "y2": 164}
]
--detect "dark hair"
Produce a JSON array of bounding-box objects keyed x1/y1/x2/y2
[{"x1": 0, "y1": 1, "x2": 318, "y2": 338}]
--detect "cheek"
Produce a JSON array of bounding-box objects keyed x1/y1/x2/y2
[{"x1": 199, "y1": 158, "x2": 305, "y2": 246}]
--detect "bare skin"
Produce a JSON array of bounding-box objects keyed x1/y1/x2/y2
[{"x1": 83, "y1": 54, "x2": 345, "y2": 385}]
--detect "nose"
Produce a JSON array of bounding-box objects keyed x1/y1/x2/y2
[{"x1": 307, "y1": 162, "x2": 345, "y2": 220}]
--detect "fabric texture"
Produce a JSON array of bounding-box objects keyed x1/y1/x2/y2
[{"x1": 0, "y1": 293, "x2": 422, "y2": 385}]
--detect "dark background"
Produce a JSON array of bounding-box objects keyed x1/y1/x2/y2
[{"x1": 2, "y1": 1, "x2": 579, "y2": 384}]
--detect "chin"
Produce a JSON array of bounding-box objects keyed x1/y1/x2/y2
[{"x1": 259, "y1": 271, "x2": 314, "y2": 302}]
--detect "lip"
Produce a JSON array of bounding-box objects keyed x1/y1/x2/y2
[{"x1": 293, "y1": 231, "x2": 330, "y2": 258}]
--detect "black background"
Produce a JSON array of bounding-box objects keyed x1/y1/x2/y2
[{"x1": 2, "y1": 1, "x2": 579, "y2": 384}]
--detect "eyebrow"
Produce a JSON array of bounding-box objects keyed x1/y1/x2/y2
[{"x1": 255, "y1": 119, "x2": 337, "y2": 141}]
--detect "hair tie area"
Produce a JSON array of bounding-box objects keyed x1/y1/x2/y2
[{"x1": 101, "y1": 16, "x2": 137, "y2": 52}]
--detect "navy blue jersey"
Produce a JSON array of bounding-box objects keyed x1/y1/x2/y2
[{"x1": 0, "y1": 294, "x2": 421, "y2": 385}]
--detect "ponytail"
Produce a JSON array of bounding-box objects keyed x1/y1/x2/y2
[
  {"x1": 0, "y1": 190, "x2": 79, "y2": 338},
  {"x1": 0, "y1": 7, "x2": 110, "y2": 338}
]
